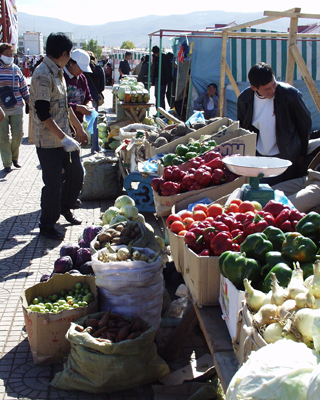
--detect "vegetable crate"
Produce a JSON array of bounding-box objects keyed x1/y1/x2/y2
[
  {"x1": 21, "y1": 273, "x2": 98, "y2": 365},
  {"x1": 183, "y1": 243, "x2": 220, "y2": 307},
  {"x1": 233, "y1": 301, "x2": 266, "y2": 366},
  {"x1": 219, "y1": 276, "x2": 245, "y2": 340}
]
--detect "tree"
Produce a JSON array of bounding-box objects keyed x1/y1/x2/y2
[
  {"x1": 82, "y1": 39, "x2": 102, "y2": 59},
  {"x1": 120, "y1": 41, "x2": 135, "y2": 50}
]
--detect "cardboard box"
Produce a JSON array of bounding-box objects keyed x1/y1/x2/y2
[
  {"x1": 219, "y1": 275, "x2": 245, "y2": 341},
  {"x1": 183, "y1": 244, "x2": 220, "y2": 307},
  {"x1": 168, "y1": 195, "x2": 229, "y2": 275},
  {"x1": 233, "y1": 301, "x2": 266, "y2": 366},
  {"x1": 148, "y1": 118, "x2": 238, "y2": 157},
  {"x1": 153, "y1": 175, "x2": 248, "y2": 217},
  {"x1": 21, "y1": 273, "x2": 98, "y2": 365}
]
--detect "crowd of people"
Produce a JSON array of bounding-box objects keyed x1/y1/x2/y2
[{"x1": 1, "y1": 32, "x2": 320, "y2": 240}]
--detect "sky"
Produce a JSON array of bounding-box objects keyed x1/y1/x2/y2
[{"x1": 17, "y1": 0, "x2": 320, "y2": 26}]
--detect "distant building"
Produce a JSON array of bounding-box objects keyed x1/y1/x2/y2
[
  {"x1": 23, "y1": 31, "x2": 44, "y2": 55},
  {"x1": 64, "y1": 33, "x2": 87, "y2": 49}
]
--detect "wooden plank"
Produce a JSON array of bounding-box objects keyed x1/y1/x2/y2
[
  {"x1": 290, "y1": 43, "x2": 320, "y2": 113},
  {"x1": 218, "y1": 32, "x2": 228, "y2": 117},
  {"x1": 194, "y1": 306, "x2": 234, "y2": 353},
  {"x1": 214, "y1": 31, "x2": 320, "y2": 38},
  {"x1": 155, "y1": 117, "x2": 167, "y2": 128},
  {"x1": 214, "y1": 351, "x2": 239, "y2": 393},
  {"x1": 225, "y1": 63, "x2": 240, "y2": 98},
  {"x1": 221, "y1": 15, "x2": 282, "y2": 32},
  {"x1": 159, "y1": 304, "x2": 198, "y2": 361},
  {"x1": 265, "y1": 10, "x2": 320, "y2": 19},
  {"x1": 158, "y1": 107, "x2": 181, "y2": 124},
  {"x1": 286, "y1": 14, "x2": 299, "y2": 85}
]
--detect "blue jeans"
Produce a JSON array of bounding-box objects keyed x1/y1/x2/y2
[
  {"x1": 36, "y1": 147, "x2": 84, "y2": 230},
  {"x1": 91, "y1": 99, "x2": 101, "y2": 153}
]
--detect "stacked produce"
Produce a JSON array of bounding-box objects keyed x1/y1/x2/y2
[
  {"x1": 115, "y1": 77, "x2": 149, "y2": 103},
  {"x1": 151, "y1": 151, "x2": 239, "y2": 197},
  {"x1": 26, "y1": 282, "x2": 94, "y2": 314},
  {"x1": 74, "y1": 311, "x2": 149, "y2": 342},
  {"x1": 97, "y1": 245, "x2": 160, "y2": 264}
]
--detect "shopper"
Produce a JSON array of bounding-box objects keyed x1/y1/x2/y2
[
  {"x1": 83, "y1": 51, "x2": 105, "y2": 153},
  {"x1": 119, "y1": 52, "x2": 133, "y2": 79},
  {"x1": 151, "y1": 46, "x2": 172, "y2": 110},
  {"x1": 194, "y1": 83, "x2": 219, "y2": 120},
  {"x1": 0, "y1": 43, "x2": 29, "y2": 172},
  {"x1": 29, "y1": 33, "x2": 88, "y2": 240},
  {"x1": 237, "y1": 62, "x2": 312, "y2": 184}
]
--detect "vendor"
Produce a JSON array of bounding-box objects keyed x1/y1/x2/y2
[{"x1": 193, "y1": 83, "x2": 219, "y2": 120}]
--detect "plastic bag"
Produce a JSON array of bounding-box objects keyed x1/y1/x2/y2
[
  {"x1": 186, "y1": 111, "x2": 206, "y2": 126},
  {"x1": 226, "y1": 340, "x2": 320, "y2": 400},
  {"x1": 85, "y1": 109, "x2": 99, "y2": 135}
]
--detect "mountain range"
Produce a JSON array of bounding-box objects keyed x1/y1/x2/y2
[{"x1": 18, "y1": 11, "x2": 318, "y2": 48}]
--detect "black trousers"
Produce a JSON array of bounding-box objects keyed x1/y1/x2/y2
[{"x1": 36, "y1": 147, "x2": 84, "y2": 230}]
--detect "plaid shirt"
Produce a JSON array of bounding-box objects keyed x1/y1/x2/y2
[
  {"x1": 0, "y1": 61, "x2": 29, "y2": 112},
  {"x1": 29, "y1": 56, "x2": 71, "y2": 148}
]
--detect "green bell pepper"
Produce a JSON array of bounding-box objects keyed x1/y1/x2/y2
[
  {"x1": 219, "y1": 251, "x2": 260, "y2": 290},
  {"x1": 206, "y1": 139, "x2": 217, "y2": 147},
  {"x1": 175, "y1": 144, "x2": 189, "y2": 157},
  {"x1": 199, "y1": 144, "x2": 211, "y2": 154},
  {"x1": 240, "y1": 232, "x2": 273, "y2": 263},
  {"x1": 185, "y1": 151, "x2": 198, "y2": 160},
  {"x1": 281, "y1": 232, "x2": 317, "y2": 263},
  {"x1": 186, "y1": 145, "x2": 199, "y2": 154},
  {"x1": 260, "y1": 251, "x2": 291, "y2": 276},
  {"x1": 296, "y1": 211, "x2": 320, "y2": 241},
  {"x1": 262, "y1": 262, "x2": 293, "y2": 293},
  {"x1": 163, "y1": 153, "x2": 176, "y2": 167},
  {"x1": 262, "y1": 226, "x2": 286, "y2": 252},
  {"x1": 172, "y1": 156, "x2": 185, "y2": 165}
]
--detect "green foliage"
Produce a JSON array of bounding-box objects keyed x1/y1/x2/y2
[
  {"x1": 82, "y1": 39, "x2": 102, "y2": 59},
  {"x1": 120, "y1": 41, "x2": 135, "y2": 50}
]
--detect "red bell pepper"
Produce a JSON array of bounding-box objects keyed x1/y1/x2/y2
[
  {"x1": 244, "y1": 211, "x2": 276, "y2": 235},
  {"x1": 211, "y1": 168, "x2": 227, "y2": 185},
  {"x1": 263, "y1": 200, "x2": 289, "y2": 217},
  {"x1": 204, "y1": 151, "x2": 222, "y2": 163},
  {"x1": 181, "y1": 174, "x2": 195, "y2": 192},
  {"x1": 214, "y1": 214, "x2": 235, "y2": 231},
  {"x1": 190, "y1": 156, "x2": 204, "y2": 170},
  {"x1": 205, "y1": 157, "x2": 223, "y2": 170},
  {"x1": 210, "y1": 231, "x2": 234, "y2": 256},
  {"x1": 161, "y1": 181, "x2": 181, "y2": 196},
  {"x1": 231, "y1": 229, "x2": 246, "y2": 245},
  {"x1": 275, "y1": 208, "x2": 291, "y2": 227},
  {"x1": 194, "y1": 168, "x2": 212, "y2": 186}
]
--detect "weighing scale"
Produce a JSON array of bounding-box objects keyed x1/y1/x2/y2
[{"x1": 223, "y1": 156, "x2": 292, "y2": 207}]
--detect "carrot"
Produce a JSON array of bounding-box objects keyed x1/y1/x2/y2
[
  {"x1": 92, "y1": 326, "x2": 107, "y2": 338},
  {"x1": 98, "y1": 309, "x2": 111, "y2": 328},
  {"x1": 84, "y1": 318, "x2": 100, "y2": 329}
]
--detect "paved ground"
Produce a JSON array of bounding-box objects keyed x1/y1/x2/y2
[{"x1": 0, "y1": 86, "x2": 210, "y2": 399}]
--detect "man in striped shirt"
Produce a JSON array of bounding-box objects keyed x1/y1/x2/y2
[{"x1": 0, "y1": 43, "x2": 29, "y2": 173}]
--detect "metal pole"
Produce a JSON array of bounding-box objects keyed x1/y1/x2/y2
[
  {"x1": 147, "y1": 36, "x2": 152, "y2": 116},
  {"x1": 157, "y1": 32, "x2": 163, "y2": 117}
]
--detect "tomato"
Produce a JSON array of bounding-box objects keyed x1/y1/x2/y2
[
  {"x1": 205, "y1": 216, "x2": 214, "y2": 224},
  {"x1": 227, "y1": 203, "x2": 239, "y2": 214},
  {"x1": 170, "y1": 220, "x2": 185, "y2": 234},
  {"x1": 192, "y1": 210, "x2": 207, "y2": 221},
  {"x1": 238, "y1": 201, "x2": 256, "y2": 214},
  {"x1": 179, "y1": 210, "x2": 193, "y2": 220},
  {"x1": 183, "y1": 217, "x2": 195, "y2": 230},
  {"x1": 207, "y1": 203, "x2": 223, "y2": 218},
  {"x1": 193, "y1": 203, "x2": 208, "y2": 215},
  {"x1": 230, "y1": 198, "x2": 242, "y2": 206},
  {"x1": 166, "y1": 214, "x2": 182, "y2": 228},
  {"x1": 178, "y1": 230, "x2": 188, "y2": 236}
]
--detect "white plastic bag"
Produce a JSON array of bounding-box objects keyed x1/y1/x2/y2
[
  {"x1": 92, "y1": 247, "x2": 164, "y2": 329},
  {"x1": 119, "y1": 123, "x2": 158, "y2": 140}
]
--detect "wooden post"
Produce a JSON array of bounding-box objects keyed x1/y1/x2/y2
[
  {"x1": 290, "y1": 43, "x2": 320, "y2": 113},
  {"x1": 286, "y1": 8, "x2": 301, "y2": 85},
  {"x1": 219, "y1": 31, "x2": 228, "y2": 117},
  {"x1": 225, "y1": 63, "x2": 240, "y2": 97}
]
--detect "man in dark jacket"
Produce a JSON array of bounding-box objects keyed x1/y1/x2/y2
[
  {"x1": 237, "y1": 62, "x2": 312, "y2": 184},
  {"x1": 151, "y1": 46, "x2": 172, "y2": 110}
]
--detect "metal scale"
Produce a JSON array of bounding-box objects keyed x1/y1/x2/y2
[{"x1": 223, "y1": 156, "x2": 292, "y2": 207}]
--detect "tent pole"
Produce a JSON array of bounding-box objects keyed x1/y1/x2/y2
[{"x1": 218, "y1": 31, "x2": 228, "y2": 117}]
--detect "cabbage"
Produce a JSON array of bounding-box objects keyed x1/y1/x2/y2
[
  {"x1": 135, "y1": 213, "x2": 145, "y2": 224},
  {"x1": 98, "y1": 122, "x2": 108, "y2": 133},
  {"x1": 102, "y1": 206, "x2": 120, "y2": 225},
  {"x1": 75, "y1": 248, "x2": 92, "y2": 266},
  {"x1": 79, "y1": 261, "x2": 94, "y2": 275},
  {"x1": 226, "y1": 340, "x2": 320, "y2": 400},
  {"x1": 60, "y1": 243, "x2": 80, "y2": 262},
  {"x1": 54, "y1": 256, "x2": 73, "y2": 273},
  {"x1": 118, "y1": 85, "x2": 131, "y2": 101},
  {"x1": 114, "y1": 194, "x2": 135, "y2": 209},
  {"x1": 120, "y1": 205, "x2": 139, "y2": 220},
  {"x1": 109, "y1": 214, "x2": 129, "y2": 226}
]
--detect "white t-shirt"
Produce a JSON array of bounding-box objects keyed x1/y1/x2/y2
[
  {"x1": 252, "y1": 92, "x2": 279, "y2": 156},
  {"x1": 207, "y1": 96, "x2": 215, "y2": 111}
]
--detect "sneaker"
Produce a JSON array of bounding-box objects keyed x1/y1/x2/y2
[
  {"x1": 4, "y1": 167, "x2": 12, "y2": 173},
  {"x1": 62, "y1": 210, "x2": 82, "y2": 225},
  {"x1": 39, "y1": 227, "x2": 64, "y2": 240},
  {"x1": 13, "y1": 161, "x2": 21, "y2": 168}
]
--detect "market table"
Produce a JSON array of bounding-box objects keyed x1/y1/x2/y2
[
  {"x1": 160, "y1": 304, "x2": 239, "y2": 393},
  {"x1": 119, "y1": 102, "x2": 153, "y2": 123}
]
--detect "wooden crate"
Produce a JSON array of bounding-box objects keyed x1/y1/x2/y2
[{"x1": 183, "y1": 244, "x2": 220, "y2": 307}]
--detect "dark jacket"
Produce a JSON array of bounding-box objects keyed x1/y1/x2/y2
[
  {"x1": 151, "y1": 53, "x2": 172, "y2": 85},
  {"x1": 237, "y1": 82, "x2": 312, "y2": 180},
  {"x1": 84, "y1": 63, "x2": 105, "y2": 100}
]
